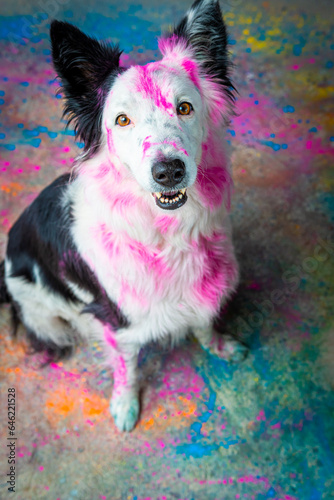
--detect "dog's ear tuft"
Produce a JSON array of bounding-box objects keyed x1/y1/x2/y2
[
  {"x1": 160, "y1": 0, "x2": 235, "y2": 104},
  {"x1": 50, "y1": 20, "x2": 123, "y2": 159}
]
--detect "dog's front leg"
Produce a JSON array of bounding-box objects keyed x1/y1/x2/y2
[
  {"x1": 104, "y1": 327, "x2": 140, "y2": 432},
  {"x1": 193, "y1": 325, "x2": 247, "y2": 363}
]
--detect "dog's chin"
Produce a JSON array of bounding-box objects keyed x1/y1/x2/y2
[{"x1": 151, "y1": 188, "x2": 188, "y2": 211}]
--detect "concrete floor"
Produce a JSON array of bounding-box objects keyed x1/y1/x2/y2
[{"x1": 0, "y1": 1, "x2": 334, "y2": 499}]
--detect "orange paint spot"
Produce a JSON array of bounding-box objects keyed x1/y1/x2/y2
[
  {"x1": 45, "y1": 387, "x2": 76, "y2": 417},
  {"x1": 177, "y1": 396, "x2": 197, "y2": 417},
  {"x1": 45, "y1": 384, "x2": 109, "y2": 425},
  {"x1": 82, "y1": 393, "x2": 108, "y2": 419},
  {"x1": 1, "y1": 182, "x2": 24, "y2": 196},
  {"x1": 154, "y1": 405, "x2": 165, "y2": 418},
  {"x1": 143, "y1": 417, "x2": 154, "y2": 430},
  {"x1": 141, "y1": 396, "x2": 198, "y2": 432}
]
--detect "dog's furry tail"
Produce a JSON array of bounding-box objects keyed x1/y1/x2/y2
[{"x1": 0, "y1": 260, "x2": 10, "y2": 304}]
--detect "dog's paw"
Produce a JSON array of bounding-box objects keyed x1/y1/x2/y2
[
  {"x1": 110, "y1": 392, "x2": 140, "y2": 432},
  {"x1": 203, "y1": 334, "x2": 248, "y2": 363}
]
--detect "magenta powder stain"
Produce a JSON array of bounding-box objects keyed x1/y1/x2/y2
[
  {"x1": 154, "y1": 215, "x2": 180, "y2": 235},
  {"x1": 135, "y1": 65, "x2": 174, "y2": 115}
]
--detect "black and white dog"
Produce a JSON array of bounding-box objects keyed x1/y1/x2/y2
[{"x1": 0, "y1": 0, "x2": 245, "y2": 431}]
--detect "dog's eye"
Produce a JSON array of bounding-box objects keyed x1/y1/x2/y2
[
  {"x1": 116, "y1": 114, "x2": 131, "y2": 127},
  {"x1": 177, "y1": 102, "x2": 193, "y2": 116}
]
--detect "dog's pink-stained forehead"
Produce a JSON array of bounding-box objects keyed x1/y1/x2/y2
[
  {"x1": 133, "y1": 63, "x2": 175, "y2": 116},
  {"x1": 107, "y1": 29, "x2": 229, "y2": 122},
  {"x1": 118, "y1": 36, "x2": 231, "y2": 123}
]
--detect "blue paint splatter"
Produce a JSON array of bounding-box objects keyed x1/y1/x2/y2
[
  {"x1": 31, "y1": 138, "x2": 41, "y2": 148},
  {"x1": 283, "y1": 105, "x2": 295, "y2": 113}
]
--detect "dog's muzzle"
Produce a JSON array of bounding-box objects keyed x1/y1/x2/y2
[{"x1": 151, "y1": 159, "x2": 188, "y2": 210}]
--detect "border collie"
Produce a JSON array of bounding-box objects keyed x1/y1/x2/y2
[{"x1": 0, "y1": 0, "x2": 246, "y2": 432}]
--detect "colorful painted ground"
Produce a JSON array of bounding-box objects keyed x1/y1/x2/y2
[{"x1": 0, "y1": 0, "x2": 333, "y2": 499}]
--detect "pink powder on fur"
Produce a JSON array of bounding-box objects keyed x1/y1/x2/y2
[
  {"x1": 135, "y1": 66, "x2": 174, "y2": 115},
  {"x1": 118, "y1": 280, "x2": 148, "y2": 309},
  {"x1": 158, "y1": 35, "x2": 188, "y2": 58},
  {"x1": 126, "y1": 237, "x2": 173, "y2": 292},
  {"x1": 104, "y1": 325, "x2": 117, "y2": 349},
  {"x1": 143, "y1": 138, "x2": 188, "y2": 158},
  {"x1": 154, "y1": 215, "x2": 180, "y2": 235},
  {"x1": 192, "y1": 232, "x2": 236, "y2": 311},
  {"x1": 196, "y1": 134, "x2": 232, "y2": 210},
  {"x1": 98, "y1": 224, "x2": 117, "y2": 259},
  {"x1": 113, "y1": 356, "x2": 127, "y2": 393},
  {"x1": 181, "y1": 59, "x2": 201, "y2": 89},
  {"x1": 108, "y1": 191, "x2": 139, "y2": 212},
  {"x1": 106, "y1": 127, "x2": 116, "y2": 155},
  {"x1": 92, "y1": 163, "x2": 111, "y2": 179},
  {"x1": 196, "y1": 164, "x2": 231, "y2": 210},
  {"x1": 105, "y1": 128, "x2": 122, "y2": 181},
  {"x1": 162, "y1": 140, "x2": 189, "y2": 156},
  {"x1": 142, "y1": 135, "x2": 152, "y2": 158}
]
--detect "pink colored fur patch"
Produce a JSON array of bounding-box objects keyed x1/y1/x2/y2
[
  {"x1": 135, "y1": 65, "x2": 174, "y2": 115},
  {"x1": 192, "y1": 232, "x2": 236, "y2": 311},
  {"x1": 154, "y1": 215, "x2": 180, "y2": 235}
]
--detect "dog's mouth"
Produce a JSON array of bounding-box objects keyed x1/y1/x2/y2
[{"x1": 152, "y1": 188, "x2": 188, "y2": 210}]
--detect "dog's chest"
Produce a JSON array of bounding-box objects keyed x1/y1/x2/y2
[{"x1": 77, "y1": 221, "x2": 233, "y2": 334}]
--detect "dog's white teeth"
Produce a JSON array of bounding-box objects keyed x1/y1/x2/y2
[{"x1": 154, "y1": 188, "x2": 187, "y2": 206}]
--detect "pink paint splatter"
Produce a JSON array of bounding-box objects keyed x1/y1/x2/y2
[{"x1": 256, "y1": 409, "x2": 266, "y2": 421}]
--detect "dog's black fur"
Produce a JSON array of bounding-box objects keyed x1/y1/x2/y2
[
  {"x1": 51, "y1": 21, "x2": 124, "y2": 160},
  {"x1": 1, "y1": 175, "x2": 129, "y2": 361}
]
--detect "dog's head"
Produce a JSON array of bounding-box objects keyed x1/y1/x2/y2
[{"x1": 51, "y1": 0, "x2": 235, "y2": 212}]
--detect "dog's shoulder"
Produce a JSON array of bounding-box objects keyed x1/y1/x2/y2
[{"x1": 7, "y1": 173, "x2": 73, "y2": 259}]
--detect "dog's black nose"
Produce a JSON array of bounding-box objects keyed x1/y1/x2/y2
[{"x1": 152, "y1": 159, "x2": 185, "y2": 188}]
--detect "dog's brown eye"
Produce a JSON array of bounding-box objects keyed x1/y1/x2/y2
[
  {"x1": 116, "y1": 115, "x2": 131, "y2": 127},
  {"x1": 178, "y1": 102, "x2": 193, "y2": 115}
]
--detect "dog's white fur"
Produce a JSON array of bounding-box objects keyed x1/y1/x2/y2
[{"x1": 4, "y1": 0, "x2": 245, "y2": 431}]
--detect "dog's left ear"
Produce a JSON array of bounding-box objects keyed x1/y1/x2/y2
[
  {"x1": 50, "y1": 21, "x2": 123, "y2": 158},
  {"x1": 160, "y1": 0, "x2": 234, "y2": 103}
]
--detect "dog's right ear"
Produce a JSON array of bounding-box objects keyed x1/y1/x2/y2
[{"x1": 50, "y1": 21, "x2": 122, "y2": 158}]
